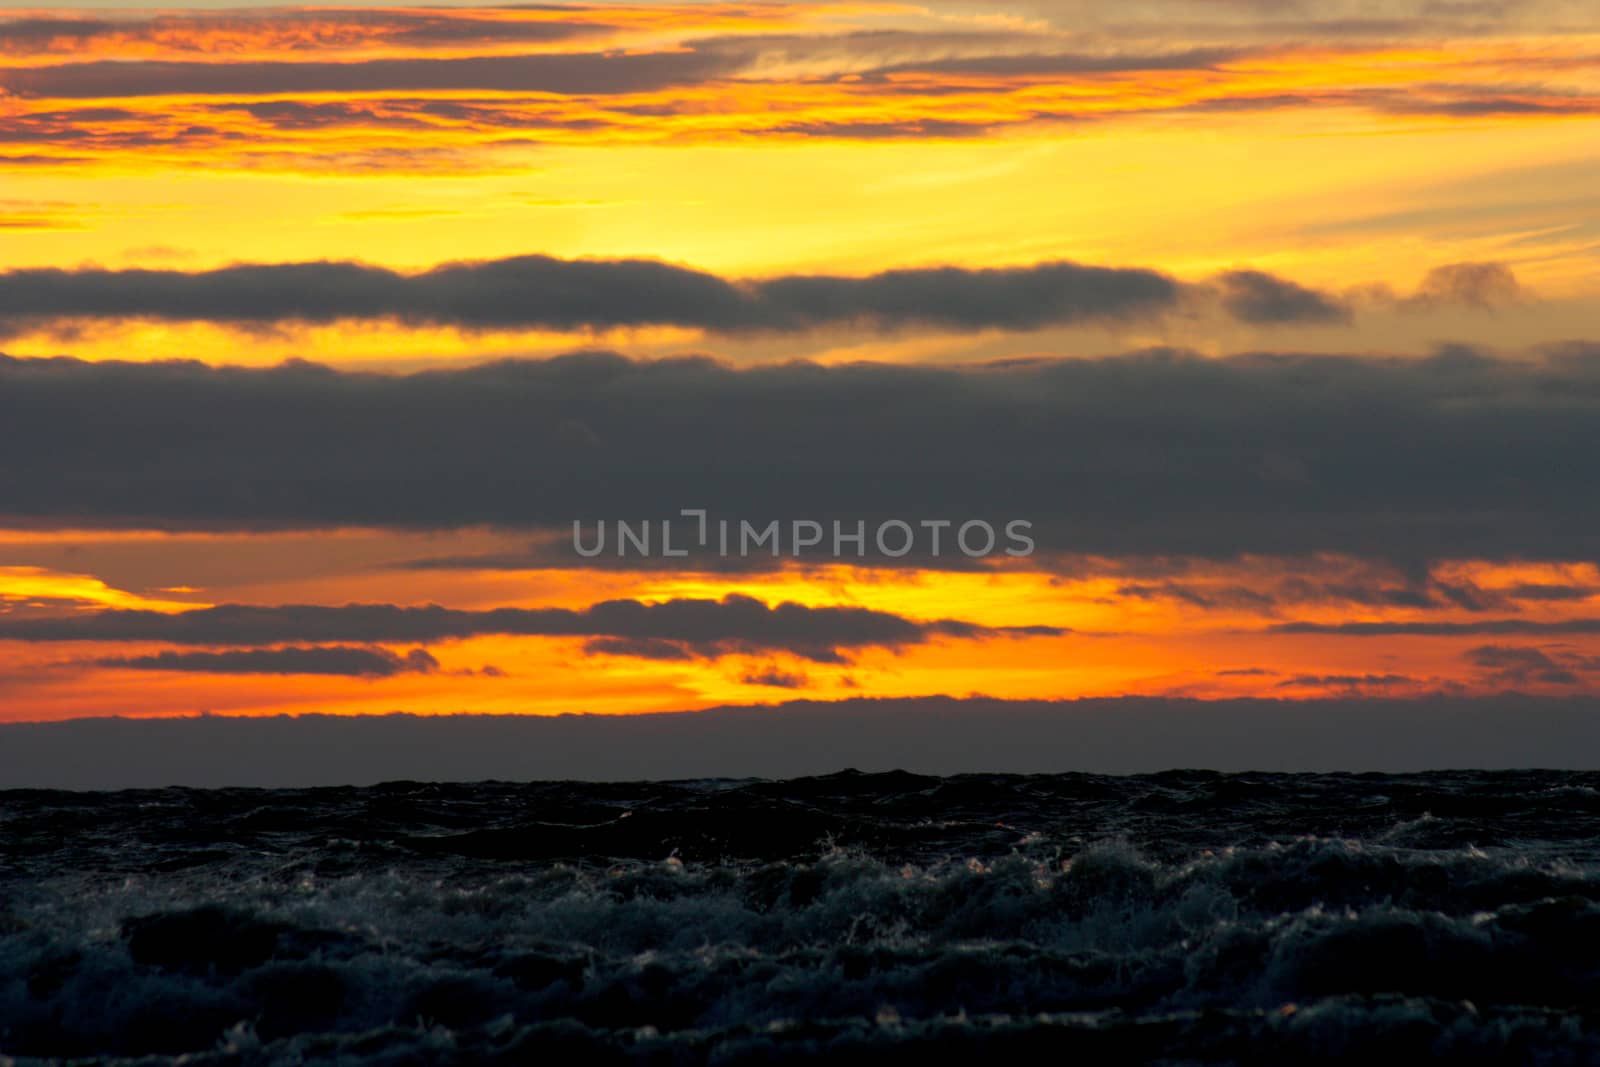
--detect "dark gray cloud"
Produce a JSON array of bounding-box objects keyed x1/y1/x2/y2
[
  {"x1": 0, "y1": 12, "x2": 602, "y2": 55},
  {"x1": 1273, "y1": 619, "x2": 1600, "y2": 636},
  {"x1": 582, "y1": 636, "x2": 697, "y2": 661},
  {"x1": 1116, "y1": 582, "x2": 1277, "y2": 609},
  {"x1": 1215, "y1": 270, "x2": 1351, "y2": 324},
  {"x1": 1402, "y1": 262, "x2": 1523, "y2": 310},
  {"x1": 1110, "y1": 576, "x2": 1499, "y2": 612},
  {"x1": 763, "y1": 118, "x2": 994, "y2": 139},
  {"x1": 1274, "y1": 673, "x2": 1416, "y2": 689},
  {"x1": 0, "y1": 18, "x2": 113, "y2": 46},
  {"x1": 3, "y1": 24, "x2": 1251, "y2": 102},
  {"x1": 1466, "y1": 644, "x2": 1600, "y2": 687},
  {"x1": 1382, "y1": 97, "x2": 1583, "y2": 117},
  {"x1": 6, "y1": 695, "x2": 1600, "y2": 788},
  {"x1": 0, "y1": 49, "x2": 741, "y2": 99},
  {"x1": 0, "y1": 109, "x2": 234, "y2": 153},
  {"x1": 1505, "y1": 584, "x2": 1597, "y2": 602},
  {"x1": 214, "y1": 101, "x2": 437, "y2": 132},
  {"x1": 5, "y1": 346, "x2": 1600, "y2": 565},
  {"x1": 97, "y1": 645, "x2": 440, "y2": 677},
  {"x1": 870, "y1": 45, "x2": 1248, "y2": 78},
  {"x1": 740, "y1": 666, "x2": 811, "y2": 689},
  {"x1": 750, "y1": 262, "x2": 1179, "y2": 331},
  {"x1": 0, "y1": 595, "x2": 1063, "y2": 663},
  {"x1": 0, "y1": 154, "x2": 92, "y2": 166},
  {"x1": 0, "y1": 255, "x2": 1184, "y2": 334},
  {"x1": 200, "y1": 98, "x2": 611, "y2": 135}
]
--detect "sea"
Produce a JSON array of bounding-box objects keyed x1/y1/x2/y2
[{"x1": 5, "y1": 769, "x2": 1600, "y2": 1064}]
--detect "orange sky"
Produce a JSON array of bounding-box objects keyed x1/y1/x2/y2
[
  {"x1": 5, "y1": 532, "x2": 1600, "y2": 721},
  {"x1": 3, "y1": 1, "x2": 1599, "y2": 721}
]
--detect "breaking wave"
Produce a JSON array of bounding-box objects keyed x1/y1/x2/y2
[{"x1": 5, "y1": 770, "x2": 1600, "y2": 1062}]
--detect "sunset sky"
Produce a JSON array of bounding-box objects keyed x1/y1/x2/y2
[{"x1": 2, "y1": 0, "x2": 1598, "y2": 725}]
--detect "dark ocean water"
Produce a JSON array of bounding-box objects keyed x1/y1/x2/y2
[{"x1": 6, "y1": 770, "x2": 1600, "y2": 1064}]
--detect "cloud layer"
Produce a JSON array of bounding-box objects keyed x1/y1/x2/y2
[
  {"x1": 0, "y1": 255, "x2": 1200, "y2": 334},
  {"x1": 5, "y1": 4, "x2": 1594, "y2": 175},
  {"x1": 97, "y1": 645, "x2": 441, "y2": 677},
  {"x1": 3, "y1": 346, "x2": 1598, "y2": 564},
  {"x1": 2, "y1": 595, "x2": 1060, "y2": 664},
  {"x1": 2, "y1": 254, "x2": 1529, "y2": 340},
  {"x1": 6, "y1": 695, "x2": 1600, "y2": 787}
]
